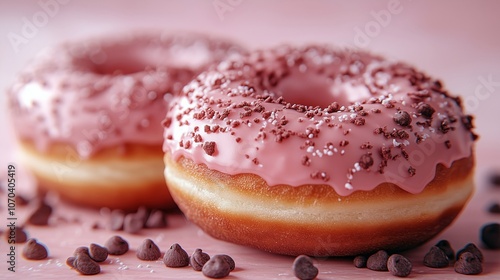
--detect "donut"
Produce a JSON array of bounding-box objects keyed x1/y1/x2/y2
[
  {"x1": 7, "y1": 32, "x2": 244, "y2": 210},
  {"x1": 162, "y1": 45, "x2": 477, "y2": 256}
]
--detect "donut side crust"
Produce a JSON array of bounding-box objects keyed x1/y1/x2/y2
[
  {"x1": 18, "y1": 140, "x2": 174, "y2": 210},
  {"x1": 164, "y1": 152, "x2": 474, "y2": 256}
]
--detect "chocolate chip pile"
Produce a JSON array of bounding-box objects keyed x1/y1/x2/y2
[
  {"x1": 350, "y1": 240, "x2": 486, "y2": 277},
  {"x1": 108, "y1": 207, "x2": 168, "y2": 234},
  {"x1": 64, "y1": 236, "x2": 235, "y2": 278},
  {"x1": 354, "y1": 250, "x2": 412, "y2": 277}
]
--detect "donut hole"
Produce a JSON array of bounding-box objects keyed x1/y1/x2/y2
[
  {"x1": 272, "y1": 70, "x2": 356, "y2": 108},
  {"x1": 88, "y1": 45, "x2": 162, "y2": 75}
]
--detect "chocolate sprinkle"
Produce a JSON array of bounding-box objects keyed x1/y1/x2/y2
[
  {"x1": 416, "y1": 103, "x2": 435, "y2": 119},
  {"x1": 423, "y1": 246, "x2": 449, "y2": 268},
  {"x1": 359, "y1": 153, "x2": 374, "y2": 169},
  {"x1": 481, "y1": 223, "x2": 500, "y2": 249},
  {"x1": 203, "y1": 141, "x2": 217, "y2": 156},
  {"x1": 366, "y1": 250, "x2": 389, "y2": 271},
  {"x1": 104, "y1": 235, "x2": 129, "y2": 255},
  {"x1": 393, "y1": 111, "x2": 412, "y2": 127},
  {"x1": 454, "y1": 252, "x2": 482, "y2": 275},
  {"x1": 202, "y1": 255, "x2": 232, "y2": 279},
  {"x1": 190, "y1": 248, "x2": 210, "y2": 271},
  {"x1": 89, "y1": 243, "x2": 108, "y2": 262},
  {"x1": 136, "y1": 239, "x2": 162, "y2": 261},
  {"x1": 387, "y1": 254, "x2": 412, "y2": 277},
  {"x1": 292, "y1": 255, "x2": 318, "y2": 280},
  {"x1": 22, "y1": 238, "x2": 48, "y2": 260},
  {"x1": 163, "y1": 243, "x2": 189, "y2": 267}
]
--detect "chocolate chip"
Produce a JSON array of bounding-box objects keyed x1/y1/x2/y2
[
  {"x1": 203, "y1": 255, "x2": 231, "y2": 279},
  {"x1": 123, "y1": 213, "x2": 143, "y2": 234},
  {"x1": 73, "y1": 252, "x2": 101, "y2": 275},
  {"x1": 387, "y1": 254, "x2": 412, "y2": 277},
  {"x1": 27, "y1": 201, "x2": 52, "y2": 226},
  {"x1": 353, "y1": 255, "x2": 367, "y2": 268},
  {"x1": 423, "y1": 246, "x2": 449, "y2": 268},
  {"x1": 145, "y1": 210, "x2": 167, "y2": 228},
  {"x1": 203, "y1": 141, "x2": 217, "y2": 156},
  {"x1": 487, "y1": 202, "x2": 500, "y2": 214},
  {"x1": 89, "y1": 243, "x2": 108, "y2": 262},
  {"x1": 408, "y1": 166, "x2": 416, "y2": 177},
  {"x1": 73, "y1": 246, "x2": 89, "y2": 256},
  {"x1": 435, "y1": 240, "x2": 455, "y2": 261},
  {"x1": 104, "y1": 235, "x2": 129, "y2": 255},
  {"x1": 481, "y1": 223, "x2": 500, "y2": 249},
  {"x1": 454, "y1": 252, "x2": 482, "y2": 275},
  {"x1": 461, "y1": 115, "x2": 474, "y2": 130},
  {"x1": 359, "y1": 154, "x2": 373, "y2": 169},
  {"x1": 163, "y1": 243, "x2": 189, "y2": 267},
  {"x1": 292, "y1": 255, "x2": 318, "y2": 280},
  {"x1": 190, "y1": 248, "x2": 210, "y2": 271},
  {"x1": 456, "y1": 243, "x2": 483, "y2": 262},
  {"x1": 393, "y1": 111, "x2": 412, "y2": 127},
  {"x1": 490, "y1": 172, "x2": 500, "y2": 186},
  {"x1": 16, "y1": 194, "x2": 31, "y2": 206},
  {"x1": 109, "y1": 209, "x2": 125, "y2": 231},
  {"x1": 135, "y1": 206, "x2": 150, "y2": 226},
  {"x1": 214, "y1": 254, "x2": 235, "y2": 271},
  {"x1": 5, "y1": 226, "x2": 28, "y2": 243},
  {"x1": 66, "y1": 256, "x2": 76, "y2": 268},
  {"x1": 416, "y1": 103, "x2": 435, "y2": 119},
  {"x1": 22, "y1": 238, "x2": 48, "y2": 260},
  {"x1": 136, "y1": 239, "x2": 161, "y2": 261},
  {"x1": 367, "y1": 250, "x2": 389, "y2": 271}
]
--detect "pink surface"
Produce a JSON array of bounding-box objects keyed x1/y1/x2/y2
[{"x1": 1, "y1": 0, "x2": 499, "y2": 279}]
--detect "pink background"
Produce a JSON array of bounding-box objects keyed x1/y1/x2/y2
[{"x1": 1, "y1": 1, "x2": 499, "y2": 279}]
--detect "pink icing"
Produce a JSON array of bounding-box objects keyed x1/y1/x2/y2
[
  {"x1": 163, "y1": 46, "x2": 476, "y2": 195},
  {"x1": 8, "y1": 32, "x2": 244, "y2": 158}
]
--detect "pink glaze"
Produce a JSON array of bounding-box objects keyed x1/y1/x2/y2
[
  {"x1": 163, "y1": 46, "x2": 476, "y2": 195},
  {"x1": 8, "y1": 32, "x2": 244, "y2": 158}
]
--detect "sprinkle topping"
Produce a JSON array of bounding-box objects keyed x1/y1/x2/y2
[{"x1": 163, "y1": 45, "x2": 476, "y2": 196}]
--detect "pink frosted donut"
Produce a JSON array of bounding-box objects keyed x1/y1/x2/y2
[
  {"x1": 8, "y1": 32, "x2": 244, "y2": 210},
  {"x1": 163, "y1": 45, "x2": 477, "y2": 256}
]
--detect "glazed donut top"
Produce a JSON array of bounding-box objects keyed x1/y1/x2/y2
[
  {"x1": 8, "y1": 32, "x2": 243, "y2": 158},
  {"x1": 163, "y1": 45, "x2": 477, "y2": 195}
]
